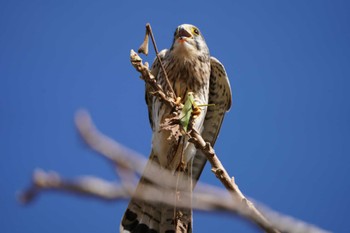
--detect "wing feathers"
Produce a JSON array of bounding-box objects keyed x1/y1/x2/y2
[{"x1": 191, "y1": 56, "x2": 232, "y2": 181}]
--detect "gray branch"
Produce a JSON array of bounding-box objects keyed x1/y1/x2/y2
[{"x1": 20, "y1": 111, "x2": 331, "y2": 233}]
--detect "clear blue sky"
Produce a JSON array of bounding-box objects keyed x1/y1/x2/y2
[{"x1": 1, "y1": 1, "x2": 349, "y2": 232}]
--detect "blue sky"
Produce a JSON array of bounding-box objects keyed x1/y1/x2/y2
[{"x1": 1, "y1": 0, "x2": 350, "y2": 232}]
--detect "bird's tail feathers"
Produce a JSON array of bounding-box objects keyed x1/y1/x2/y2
[{"x1": 120, "y1": 151, "x2": 193, "y2": 233}]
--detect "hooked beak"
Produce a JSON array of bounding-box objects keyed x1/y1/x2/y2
[{"x1": 178, "y1": 27, "x2": 192, "y2": 39}]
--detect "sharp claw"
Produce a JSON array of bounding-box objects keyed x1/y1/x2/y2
[
  {"x1": 175, "y1": 97, "x2": 182, "y2": 105},
  {"x1": 192, "y1": 106, "x2": 201, "y2": 116}
]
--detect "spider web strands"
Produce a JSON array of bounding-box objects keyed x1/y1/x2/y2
[{"x1": 20, "y1": 111, "x2": 331, "y2": 233}]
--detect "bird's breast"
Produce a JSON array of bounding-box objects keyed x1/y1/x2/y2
[{"x1": 164, "y1": 56, "x2": 211, "y2": 100}]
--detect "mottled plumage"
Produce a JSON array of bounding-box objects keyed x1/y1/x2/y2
[{"x1": 121, "y1": 24, "x2": 231, "y2": 233}]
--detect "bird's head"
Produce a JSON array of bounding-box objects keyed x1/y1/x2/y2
[{"x1": 170, "y1": 24, "x2": 209, "y2": 58}]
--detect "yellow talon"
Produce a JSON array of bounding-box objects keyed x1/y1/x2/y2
[
  {"x1": 192, "y1": 106, "x2": 201, "y2": 116},
  {"x1": 175, "y1": 97, "x2": 182, "y2": 105}
]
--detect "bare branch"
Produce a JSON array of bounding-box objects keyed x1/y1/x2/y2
[
  {"x1": 130, "y1": 50, "x2": 177, "y2": 109},
  {"x1": 19, "y1": 115, "x2": 330, "y2": 233},
  {"x1": 19, "y1": 169, "x2": 128, "y2": 203},
  {"x1": 188, "y1": 129, "x2": 276, "y2": 233},
  {"x1": 75, "y1": 109, "x2": 147, "y2": 172},
  {"x1": 144, "y1": 23, "x2": 176, "y2": 99},
  {"x1": 130, "y1": 47, "x2": 280, "y2": 233},
  {"x1": 19, "y1": 23, "x2": 331, "y2": 233}
]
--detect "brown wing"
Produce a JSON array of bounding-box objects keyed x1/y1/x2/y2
[{"x1": 191, "y1": 56, "x2": 232, "y2": 181}]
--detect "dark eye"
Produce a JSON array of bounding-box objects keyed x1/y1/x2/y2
[{"x1": 193, "y1": 28, "x2": 199, "y2": 35}]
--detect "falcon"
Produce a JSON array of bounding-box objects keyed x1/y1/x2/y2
[{"x1": 121, "y1": 24, "x2": 232, "y2": 233}]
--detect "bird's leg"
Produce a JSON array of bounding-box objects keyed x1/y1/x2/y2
[
  {"x1": 175, "y1": 96, "x2": 182, "y2": 106},
  {"x1": 192, "y1": 99, "x2": 216, "y2": 120},
  {"x1": 191, "y1": 101, "x2": 201, "y2": 119}
]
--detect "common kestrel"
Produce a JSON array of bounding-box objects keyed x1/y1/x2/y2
[{"x1": 121, "y1": 24, "x2": 232, "y2": 233}]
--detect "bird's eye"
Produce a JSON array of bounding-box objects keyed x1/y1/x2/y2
[{"x1": 193, "y1": 27, "x2": 200, "y2": 35}]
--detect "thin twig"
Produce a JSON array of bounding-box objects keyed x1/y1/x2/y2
[
  {"x1": 146, "y1": 23, "x2": 176, "y2": 99},
  {"x1": 19, "y1": 115, "x2": 331, "y2": 233},
  {"x1": 130, "y1": 50, "x2": 176, "y2": 109},
  {"x1": 19, "y1": 169, "x2": 129, "y2": 203},
  {"x1": 188, "y1": 129, "x2": 277, "y2": 233},
  {"x1": 130, "y1": 35, "x2": 280, "y2": 232},
  {"x1": 18, "y1": 23, "x2": 332, "y2": 233}
]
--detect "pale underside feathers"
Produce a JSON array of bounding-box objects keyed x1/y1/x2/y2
[{"x1": 121, "y1": 24, "x2": 232, "y2": 233}]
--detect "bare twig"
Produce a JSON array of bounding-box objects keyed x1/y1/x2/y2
[
  {"x1": 130, "y1": 50, "x2": 176, "y2": 109},
  {"x1": 145, "y1": 23, "x2": 176, "y2": 99},
  {"x1": 19, "y1": 23, "x2": 332, "y2": 233},
  {"x1": 19, "y1": 169, "x2": 129, "y2": 203},
  {"x1": 75, "y1": 110, "x2": 187, "y2": 190},
  {"x1": 130, "y1": 46, "x2": 279, "y2": 233},
  {"x1": 19, "y1": 113, "x2": 330, "y2": 233},
  {"x1": 188, "y1": 129, "x2": 277, "y2": 233}
]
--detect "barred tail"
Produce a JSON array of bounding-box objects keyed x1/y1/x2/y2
[
  {"x1": 120, "y1": 200, "x2": 192, "y2": 233},
  {"x1": 120, "y1": 152, "x2": 192, "y2": 233}
]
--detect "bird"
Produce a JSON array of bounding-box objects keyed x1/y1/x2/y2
[{"x1": 121, "y1": 24, "x2": 232, "y2": 233}]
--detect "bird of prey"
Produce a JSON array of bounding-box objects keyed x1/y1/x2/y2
[{"x1": 121, "y1": 24, "x2": 232, "y2": 233}]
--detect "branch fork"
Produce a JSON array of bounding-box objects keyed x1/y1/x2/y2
[
  {"x1": 130, "y1": 36, "x2": 281, "y2": 233},
  {"x1": 19, "y1": 23, "x2": 331, "y2": 233}
]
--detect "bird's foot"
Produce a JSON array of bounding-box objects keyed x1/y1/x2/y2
[
  {"x1": 175, "y1": 97, "x2": 182, "y2": 106},
  {"x1": 191, "y1": 105, "x2": 201, "y2": 119}
]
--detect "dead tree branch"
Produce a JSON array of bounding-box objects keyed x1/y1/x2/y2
[
  {"x1": 130, "y1": 50, "x2": 177, "y2": 109},
  {"x1": 19, "y1": 23, "x2": 331, "y2": 233},
  {"x1": 19, "y1": 169, "x2": 129, "y2": 203},
  {"x1": 130, "y1": 48, "x2": 278, "y2": 233},
  {"x1": 19, "y1": 111, "x2": 330, "y2": 233}
]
